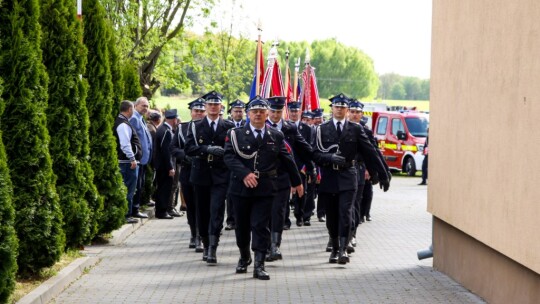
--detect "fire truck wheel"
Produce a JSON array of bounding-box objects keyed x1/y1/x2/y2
[{"x1": 404, "y1": 157, "x2": 416, "y2": 176}]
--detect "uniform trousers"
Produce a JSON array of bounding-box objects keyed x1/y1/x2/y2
[
  {"x1": 360, "y1": 182, "x2": 373, "y2": 219},
  {"x1": 292, "y1": 173, "x2": 308, "y2": 221},
  {"x1": 352, "y1": 183, "x2": 365, "y2": 229},
  {"x1": 180, "y1": 179, "x2": 197, "y2": 237},
  {"x1": 270, "y1": 188, "x2": 291, "y2": 233},
  {"x1": 194, "y1": 183, "x2": 228, "y2": 238},
  {"x1": 225, "y1": 194, "x2": 235, "y2": 226},
  {"x1": 231, "y1": 194, "x2": 273, "y2": 253},
  {"x1": 155, "y1": 168, "x2": 173, "y2": 216},
  {"x1": 319, "y1": 190, "x2": 356, "y2": 238},
  {"x1": 303, "y1": 178, "x2": 317, "y2": 222},
  {"x1": 169, "y1": 163, "x2": 181, "y2": 210},
  {"x1": 132, "y1": 164, "x2": 146, "y2": 214}
]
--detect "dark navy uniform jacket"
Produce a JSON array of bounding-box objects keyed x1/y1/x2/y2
[
  {"x1": 313, "y1": 120, "x2": 388, "y2": 194},
  {"x1": 153, "y1": 123, "x2": 174, "y2": 171},
  {"x1": 185, "y1": 117, "x2": 235, "y2": 186},
  {"x1": 268, "y1": 120, "x2": 314, "y2": 191},
  {"x1": 224, "y1": 124, "x2": 301, "y2": 197},
  {"x1": 170, "y1": 121, "x2": 194, "y2": 184}
]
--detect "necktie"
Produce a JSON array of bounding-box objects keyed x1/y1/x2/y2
[
  {"x1": 336, "y1": 121, "x2": 342, "y2": 137},
  {"x1": 210, "y1": 121, "x2": 215, "y2": 137},
  {"x1": 255, "y1": 129, "x2": 263, "y2": 146},
  {"x1": 272, "y1": 123, "x2": 277, "y2": 128},
  {"x1": 236, "y1": 122, "x2": 240, "y2": 128}
]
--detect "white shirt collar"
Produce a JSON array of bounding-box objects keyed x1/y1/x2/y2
[
  {"x1": 206, "y1": 116, "x2": 219, "y2": 129},
  {"x1": 249, "y1": 123, "x2": 266, "y2": 138},
  {"x1": 333, "y1": 117, "x2": 346, "y2": 129}
]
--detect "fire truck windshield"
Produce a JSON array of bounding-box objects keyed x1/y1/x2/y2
[{"x1": 405, "y1": 117, "x2": 429, "y2": 137}]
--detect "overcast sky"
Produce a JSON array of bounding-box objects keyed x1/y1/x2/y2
[{"x1": 201, "y1": 0, "x2": 432, "y2": 79}]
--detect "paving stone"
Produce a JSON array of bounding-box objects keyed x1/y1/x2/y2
[{"x1": 52, "y1": 177, "x2": 485, "y2": 304}]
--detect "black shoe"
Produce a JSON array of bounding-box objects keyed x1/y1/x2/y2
[
  {"x1": 366, "y1": 216, "x2": 372, "y2": 222},
  {"x1": 326, "y1": 237, "x2": 333, "y2": 252},
  {"x1": 179, "y1": 204, "x2": 187, "y2": 211},
  {"x1": 126, "y1": 217, "x2": 138, "y2": 224},
  {"x1": 207, "y1": 247, "x2": 217, "y2": 264},
  {"x1": 418, "y1": 181, "x2": 427, "y2": 185},
  {"x1": 147, "y1": 200, "x2": 156, "y2": 207},
  {"x1": 168, "y1": 209, "x2": 181, "y2": 217},
  {"x1": 189, "y1": 237, "x2": 196, "y2": 249},
  {"x1": 202, "y1": 248, "x2": 208, "y2": 261},
  {"x1": 338, "y1": 237, "x2": 350, "y2": 264},
  {"x1": 156, "y1": 213, "x2": 173, "y2": 219},
  {"x1": 195, "y1": 237, "x2": 204, "y2": 252},
  {"x1": 347, "y1": 242, "x2": 355, "y2": 254},
  {"x1": 351, "y1": 237, "x2": 357, "y2": 247},
  {"x1": 318, "y1": 216, "x2": 326, "y2": 222},
  {"x1": 132, "y1": 212, "x2": 149, "y2": 219},
  {"x1": 296, "y1": 219, "x2": 304, "y2": 227},
  {"x1": 253, "y1": 252, "x2": 270, "y2": 280},
  {"x1": 225, "y1": 223, "x2": 235, "y2": 231},
  {"x1": 283, "y1": 225, "x2": 291, "y2": 230},
  {"x1": 303, "y1": 220, "x2": 311, "y2": 226},
  {"x1": 236, "y1": 257, "x2": 252, "y2": 273},
  {"x1": 329, "y1": 238, "x2": 339, "y2": 263}
]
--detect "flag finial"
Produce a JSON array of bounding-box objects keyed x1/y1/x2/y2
[{"x1": 305, "y1": 48, "x2": 311, "y2": 64}]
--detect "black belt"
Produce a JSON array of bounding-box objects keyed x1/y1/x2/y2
[
  {"x1": 327, "y1": 160, "x2": 356, "y2": 170},
  {"x1": 253, "y1": 169, "x2": 277, "y2": 178}
]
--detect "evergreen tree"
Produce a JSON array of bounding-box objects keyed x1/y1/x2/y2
[
  {"x1": 0, "y1": 77, "x2": 18, "y2": 304},
  {"x1": 83, "y1": 0, "x2": 127, "y2": 234},
  {"x1": 122, "y1": 60, "x2": 143, "y2": 101},
  {"x1": 40, "y1": 0, "x2": 101, "y2": 247},
  {"x1": 109, "y1": 25, "x2": 124, "y2": 114},
  {"x1": 0, "y1": 0, "x2": 65, "y2": 274}
]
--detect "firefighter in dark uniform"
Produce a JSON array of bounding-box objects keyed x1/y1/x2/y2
[
  {"x1": 265, "y1": 96, "x2": 314, "y2": 261},
  {"x1": 359, "y1": 111, "x2": 390, "y2": 224},
  {"x1": 311, "y1": 108, "x2": 326, "y2": 223},
  {"x1": 153, "y1": 109, "x2": 179, "y2": 219},
  {"x1": 287, "y1": 101, "x2": 317, "y2": 227},
  {"x1": 170, "y1": 98, "x2": 206, "y2": 252},
  {"x1": 224, "y1": 99, "x2": 246, "y2": 231},
  {"x1": 185, "y1": 91, "x2": 235, "y2": 264},
  {"x1": 347, "y1": 100, "x2": 368, "y2": 249},
  {"x1": 300, "y1": 111, "x2": 318, "y2": 225},
  {"x1": 313, "y1": 93, "x2": 390, "y2": 265},
  {"x1": 224, "y1": 96, "x2": 303, "y2": 280}
]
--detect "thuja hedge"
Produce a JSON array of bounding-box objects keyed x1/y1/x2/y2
[
  {"x1": 122, "y1": 60, "x2": 143, "y2": 101},
  {"x1": 0, "y1": 0, "x2": 65, "y2": 274},
  {"x1": 83, "y1": 0, "x2": 128, "y2": 234},
  {"x1": 41, "y1": 0, "x2": 101, "y2": 248},
  {"x1": 0, "y1": 78, "x2": 18, "y2": 303}
]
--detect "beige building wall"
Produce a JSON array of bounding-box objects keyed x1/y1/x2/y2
[{"x1": 429, "y1": 0, "x2": 540, "y2": 301}]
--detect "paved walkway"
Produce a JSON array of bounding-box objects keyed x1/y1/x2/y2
[{"x1": 52, "y1": 177, "x2": 485, "y2": 304}]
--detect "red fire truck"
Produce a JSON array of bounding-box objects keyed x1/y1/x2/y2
[{"x1": 371, "y1": 111, "x2": 429, "y2": 176}]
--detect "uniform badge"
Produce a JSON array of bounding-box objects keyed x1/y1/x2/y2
[
  {"x1": 199, "y1": 139, "x2": 203, "y2": 143},
  {"x1": 246, "y1": 130, "x2": 250, "y2": 134},
  {"x1": 247, "y1": 146, "x2": 250, "y2": 149}
]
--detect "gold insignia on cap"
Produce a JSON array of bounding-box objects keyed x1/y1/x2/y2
[{"x1": 199, "y1": 139, "x2": 203, "y2": 143}]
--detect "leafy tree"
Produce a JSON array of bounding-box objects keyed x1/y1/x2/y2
[
  {"x1": 377, "y1": 73, "x2": 430, "y2": 100},
  {"x1": 391, "y1": 82, "x2": 406, "y2": 100},
  {"x1": 101, "y1": 0, "x2": 215, "y2": 98},
  {"x1": 41, "y1": 0, "x2": 101, "y2": 248},
  {"x1": 0, "y1": 77, "x2": 18, "y2": 303},
  {"x1": 84, "y1": 0, "x2": 127, "y2": 234},
  {"x1": 0, "y1": 0, "x2": 65, "y2": 274}
]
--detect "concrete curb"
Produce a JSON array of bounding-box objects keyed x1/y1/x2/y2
[
  {"x1": 108, "y1": 207, "x2": 155, "y2": 246},
  {"x1": 16, "y1": 208, "x2": 156, "y2": 304},
  {"x1": 17, "y1": 257, "x2": 100, "y2": 304}
]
